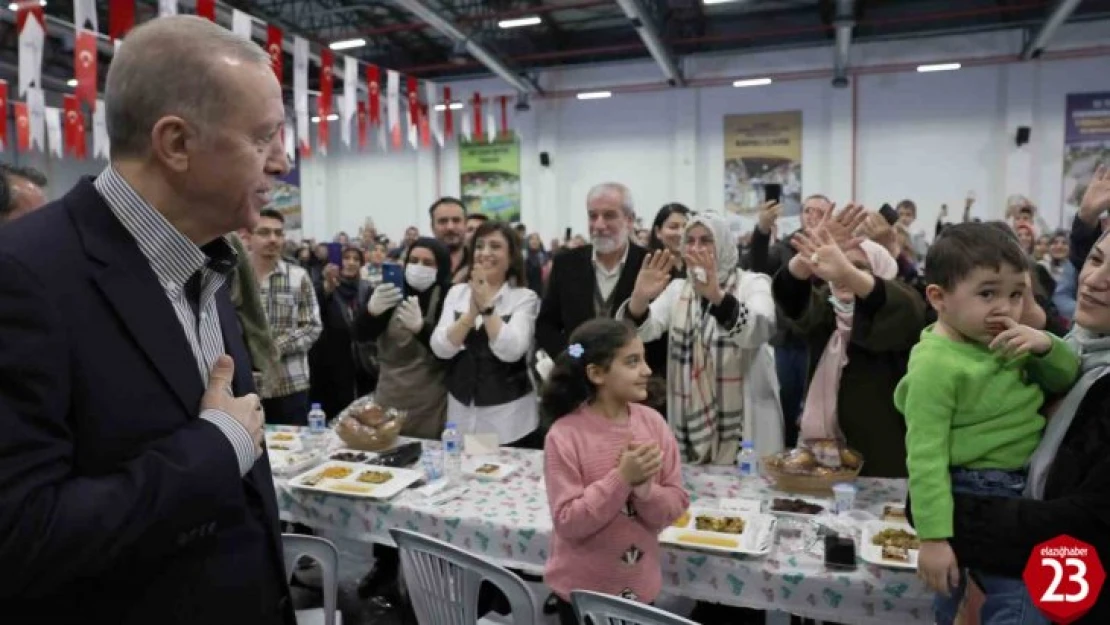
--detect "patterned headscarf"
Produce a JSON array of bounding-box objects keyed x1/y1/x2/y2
[{"x1": 682, "y1": 212, "x2": 739, "y2": 286}]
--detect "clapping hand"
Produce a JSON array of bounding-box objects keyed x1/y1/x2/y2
[
  {"x1": 988, "y1": 315, "x2": 1052, "y2": 358},
  {"x1": 618, "y1": 442, "x2": 663, "y2": 486},
  {"x1": 469, "y1": 265, "x2": 495, "y2": 314},
  {"x1": 815, "y1": 203, "x2": 868, "y2": 247},
  {"x1": 629, "y1": 250, "x2": 676, "y2": 314}
]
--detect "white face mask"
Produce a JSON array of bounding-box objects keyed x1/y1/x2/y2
[{"x1": 405, "y1": 264, "x2": 438, "y2": 292}]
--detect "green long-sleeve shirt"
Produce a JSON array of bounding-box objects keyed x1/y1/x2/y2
[{"x1": 893, "y1": 326, "x2": 1079, "y2": 539}]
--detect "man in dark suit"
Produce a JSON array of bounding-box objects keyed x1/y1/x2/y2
[
  {"x1": 0, "y1": 16, "x2": 293, "y2": 624},
  {"x1": 536, "y1": 182, "x2": 648, "y2": 358}
]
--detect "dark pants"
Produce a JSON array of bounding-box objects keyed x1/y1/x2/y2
[
  {"x1": 263, "y1": 390, "x2": 310, "y2": 427},
  {"x1": 775, "y1": 342, "x2": 808, "y2": 447}
]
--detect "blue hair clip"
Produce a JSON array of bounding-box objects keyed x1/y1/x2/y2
[{"x1": 567, "y1": 343, "x2": 584, "y2": 359}]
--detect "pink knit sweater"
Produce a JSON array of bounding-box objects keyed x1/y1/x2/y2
[{"x1": 543, "y1": 402, "x2": 689, "y2": 603}]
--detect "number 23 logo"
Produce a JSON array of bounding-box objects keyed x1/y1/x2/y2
[{"x1": 1041, "y1": 557, "x2": 1090, "y2": 603}]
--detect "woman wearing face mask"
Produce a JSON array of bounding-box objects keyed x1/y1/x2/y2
[
  {"x1": 617, "y1": 212, "x2": 783, "y2": 464},
  {"x1": 431, "y1": 221, "x2": 543, "y2": 448},
  {"x1": 357, "y1": 237, "x2": 453, "y2": 440},
  {"x1": 309, "y1": 247, "x2": 378, "y2": 419},
  {"x1": 776, "y1": 222, "x2": 926, "y2": 477}
]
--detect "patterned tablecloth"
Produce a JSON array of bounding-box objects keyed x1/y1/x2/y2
[{"x1": 274, "y1": 443, "x2": 931, "y2": 624}]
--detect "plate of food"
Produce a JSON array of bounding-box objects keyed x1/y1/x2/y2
[
  {"x1": 860, "y1": 520, "x2": 920, "y2": 570},
  {"x1": 768, "y1": 496, "x2": 830, "y2": 518},
  {"x1": 289, "y1": 461, "x2": 423, "y2": 499},
  {"x1": 266, "y1": 431, "x2": 303, "y2": 452},
  {"x1": 880, "y1": 503, "x2": 908, "y2": 524},
  {"x1": 328, "y1": 449, "x2": 379, "y2": 464},
  {"x1": 269, "y1": 448, "x2": 325, "y2": 476},
  {"x1": 462, "y1": 460, "x2": 517, "y2": 481},
  {"x1": 659, "y1": 507, "x2": 776, "y2": 556}
]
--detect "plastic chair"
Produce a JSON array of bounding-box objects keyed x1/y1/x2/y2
[
  {"x1": 571, "y1": 590, "x2": 698, "y2": 625},
  {"x1": 282, "y1": 534, "x2": 341, "y2": 625},
  {"x1": 390, "y1": 528, "x2": 539, "y2": 625}
]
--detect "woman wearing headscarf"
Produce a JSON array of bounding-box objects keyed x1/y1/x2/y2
[
  {"x1": 776, "y1": 226, "x2": 926, "y2": 477},
  {"x1": 356, "y1": 237, "x2": 453, "y2": 439},
  {"x1": 616, "y1": 212, "x2": 782, "y2": 464}
]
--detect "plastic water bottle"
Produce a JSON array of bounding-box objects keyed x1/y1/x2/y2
[
  {"x1": 307, "y1": 403, "x2": 327, "y2": 449},
  {"x1": 421, "y1": 443, "x2": 444, "y2": 482},
  {"x1": 441, "y1": 421, "x2": 462, "y2": 479},
  {"x1": 737, "y1": 440, "x2": 760, "y2": 480}
]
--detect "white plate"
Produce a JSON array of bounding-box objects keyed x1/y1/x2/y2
[
  {"x1": 266, "y1": 431, "x2": 303, "y2": 452},
  {"x1": 269, "y1": 449, "x2": 325, "y2": 476},
  {"x1": 659, "y1": 507, "x2": 776, "y2": 557},
  {"x1": 766, "y1": 495, "x2": 832, "y2": 519},
  {"x1": 289, "y1": 461, "x2": 423, "y2": 499},
  {"x1": 860, "y1": 520, "x2": 919, "y2": 570},
  {"x1": 463, "y1": 460, "x2": 517, "y2": 481}
]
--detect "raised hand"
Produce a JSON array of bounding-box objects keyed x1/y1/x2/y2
[
  {"x1": 791, "y1": 228, "x2": 857, "y2": 284},
  {"x1": 757, "y1": 201, "x2": 782, "y2": 235},
  {"x1": 817, "y1": 203, "x2": 867, "y2": 249},
  {"x1": 684, "y1": 247, "x2": 724, "y2": 304},
  {"x1": 368, "y1": 283, "x2": 403, "y2": 316},
  {"x1": 322, "y1": 263, "x2": 340, "y2": 294},
  {"x1": 1080, "y1": 165, "x2": 1110, "y2": 223},
  {"x1": 629, "y1": 250, "x2": 676, "y2": 314},
  {"x1": 988, "y1": 315, "x2": 1052, "y2": 358}
]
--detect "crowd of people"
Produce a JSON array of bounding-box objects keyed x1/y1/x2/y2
[{"x1": 2, "y1": 14, "x2": 1110, "y2": 625}]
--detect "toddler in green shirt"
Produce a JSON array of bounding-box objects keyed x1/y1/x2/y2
[{"x1": 894, "y1": 222, "x2": 1078, "y2": 625}]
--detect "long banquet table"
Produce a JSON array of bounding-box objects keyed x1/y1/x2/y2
[{"x1": 274, "y1": 443, "x2": 931, "y2": 624}]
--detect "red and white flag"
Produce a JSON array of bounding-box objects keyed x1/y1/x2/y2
[
  {"x1": 386, "y1": 70, "x2": 401, "y2": 149},
  {"x1": 27, "y1": 88, "x2": 45, "y2": 152},
  {"x1": 406, "y1": 76, "x2": 419, "y2": 133},
  {"x1": 93, "y1": 98, "x2": 109, "y2": 159},
  {"x1": 74, "y1": 30, "x2": 98, "y2": 110},
  {"x1": 74, "y1": 109, "x2": 87, "y2": 159},
  {"x1": 366, "y1": 65, "x2": 381, "y2": 126},
  {"x1": 443, "y1": 86, "x2": 454, "y2": 139},
  {"x1": 63, "y1": 94, "x2": 80, "y2": 156},
  {"x1": 196, "y1": 0, "x2": 216, "y2": 21},
  {"x1": 44, "y1": 106, "x2": 62, "y2": 157},
  {"x1": 266, "y1": 26, "x2": 283, "y2": 84},
  {"x1": 0, "y1": 80, "x2": 9, "y2": 151},
  {"x1": 13, "y1": 101, "x2": 30, "y2": 152},
  {"x1": 341, "y1": 56, "x2": 357, "y2": 148},
  {"x1": 109, "y1": 0, "x2": 135, "y2": 42},
  {"x1": 231, "y1": 9, "x2": 253, "y2": 40},
  {"x1": 17, "y1": 3, "x2": 44, "y2": 97},
  {"x1": 74, "y1": 0, "x2": 98, "y2": 32},
  {"x1": 357, "y1": 101, "x2": 368, "y2": 150},
  {"x1": 317, "y1": 49, "x2": 334, "y2": 154},
  {"x1": 472, "y1": 93, "x2": 483, "y2": 140},
  {"x1": 293, "y1": 36, "x2": 309, "y2": 157},
  {"x1": 499, "y1": 95, "x2": 511, "y2": 139},
  {"x1": 425, "y1": 82, "x2": 442, "y2": 147}
]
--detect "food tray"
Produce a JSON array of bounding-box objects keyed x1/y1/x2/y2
[
  {"x1": 289, "y1": 460, "x2": 423, "y2": 499},
  {"x1": 266, "y1": 431, "x2": 303, "y2": 452},
  {"x1": 659, "y1": 506, "x2": 776, "y2": 556},
  {"x1": 462, "y1": 460, "x2": 518, "y2": 481},
  {"x1": 860, "y1": 520, "x2": 919, "y2": 570},
  {"x1": 269, "y1": 448, "x2": 325, "y2": 476},
  {"x1": 767, "y1": 495, "x2": 832, "y2": 519}
]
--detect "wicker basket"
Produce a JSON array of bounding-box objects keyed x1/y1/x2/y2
[
  {"x1": 334, "y1": 397, "x2": 406, "y2": 452},
  {"x1": 762, "y1": 455, "x2": 863, "y2": 495}
]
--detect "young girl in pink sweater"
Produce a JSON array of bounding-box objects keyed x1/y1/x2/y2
[{"x1": 541, "y1": 318, "x2": 689, "y2": 624}]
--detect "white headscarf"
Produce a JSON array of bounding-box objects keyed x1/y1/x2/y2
[{"x1": 682, "y1": 212, "x2": 739, "y2": 285}]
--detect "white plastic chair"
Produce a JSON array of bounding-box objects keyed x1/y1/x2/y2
[
  {"x1": 390, "y1": 528, "x2": 539, "y2": 625},
  {"x1": 571, "y1": 590, "x2": 698, "y2": 625},
  {"x1": 282, "y1": 534, "x2": 341, "y2": 625}
]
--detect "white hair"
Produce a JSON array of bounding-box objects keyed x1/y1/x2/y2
[
  {"x1": 105, "y1": 15, "x2": 271, "y2": 158},
  {"x1": 586, "y1": 182, "x2": 635, "y2": 219}
]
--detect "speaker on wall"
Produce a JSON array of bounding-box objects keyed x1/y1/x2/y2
[
  {"x1": 539, "y1": 152, "x2": 551, "y2": 167},
  {"x1": 1016, "y1": 126, "x2": 1031, "y2": 147}
]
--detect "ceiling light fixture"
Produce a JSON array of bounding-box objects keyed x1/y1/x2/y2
[
  {"x1": 434, "y1": 102, "x2": 465, "y2": 111},
  {"x1": 703, "y1": 0, "x2": 739, "y2": 5},
  {"x1": 310, "y1": 114, "x2": 340, "y2": 123},
  {"x1": 9, "y1": 0, "x2": 47, "y2": 9},
  {"x1": 329, "y1": 38, "x2": 367, "y2": 51},
  {"x1": 733, "y1": 77, "x2": 772, "y2": 87},
  {"x1": 67, "y1": 78, "x2": 78, "y2": 87},
  {"x1": 498, "y1": 16, "x2": 542, "y2": 29},
  {"x1": 916, "y1": 62, "x2": 961, "y2": 73},
  {"x1": 576, "y1": 91, "x2": 612, "y2": 100}
]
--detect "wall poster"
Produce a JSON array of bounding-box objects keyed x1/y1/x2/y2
[
  {"x1": 1062, "y1": 92, "x2": 1110, "y2": 227},
  {"x1": 459, "y1": 138, "x2": 522, "y2": 223},
  {"x1": 723, "y1": 111, "x2": 803, "y2": 235}
]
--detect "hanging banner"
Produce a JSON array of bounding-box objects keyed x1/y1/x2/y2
[
  {"x1": 386, "y1": 70, "x2": 401, "y2": 149},
  {"x1": 342, "y1": 56, "x2": 357, "y2": 148},
  {"x1": 0, "y1": 80, "x2": 8, "y2": 151},
  {"x1": 75, "y1": 109, "x2": 87, "y2": 159},
  {"x1": 14, "y1": 101, "x2": 30, "y2": 152},
  {"x1": 74, "y1": 30, "x2": 98, "y2": 110},
  {"x1": 357, "y1": 101, "x2": 368, "y2": 149},
  {"x1": 63, "y1": 94, "x2": 80, "y2": 155},
  {"x1": 231, "y1": 9, "x2": 253, "y2": 40},
  {"x1": 27, "y1": 87, "x2": 44, "y2": 152},
  {"x1": 367, "y1": 65, "x2": 381, "y2": 126},
  {"x1": 1061, "y1": 92, "x2": 1110, "y2": 228},
  {"x1": 426, "y1": 81, "x2": 442, "y2": 147},
  {"x1": 472, "y1": 93, "x2": 483, "y2": 139},
  {"x1": 723, "y1": 110, "x2": 803, "y2": 234},
  {"x1": 93, "y1": 98, "x2": 109, "y2": 158},
  {"x1": 318, "y1": 49, "x2": 333, "y2": 154},
  {"x1": 109, "y1": 0, "x2": 134, "y2": 41},
  {"x1": 74, "y1": 0, "x2": 98, "y2": 31},
  {"x1": 196, "y1": 0, "x2": 216, "y2": 21},
  {"x1": 158, "y1": 0, "x2": 177, "y2": 17},
  {"x1": 18, "y1": 5, "x2": 45, "y2": 97},
  {"x1": 45, "y1": 106, "x2": 62, "y2": 157},
  {"x1": 459, "y1": 138, "x2": 522, "y2": 222},
  {"x1": 293, "y1": 36, "x2": 309, "y2": 156},
  {"x1": 267, "y1": 26, "x2": 283, "y2": 83},
  {"x1": 443, "y1": 86, "x2": 454, "y2": 138}
]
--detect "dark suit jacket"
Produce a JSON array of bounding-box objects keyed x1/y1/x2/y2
[
  {"x1": 535, "y1": 243, "x2": 647, "y2": 358},
  {"x1": 0, "y1": 179, "x2": 293, "y2": 624}
]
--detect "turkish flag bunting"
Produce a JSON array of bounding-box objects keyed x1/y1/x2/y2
[
  {"x1": 13, "y1": 101, "x2": 30, "y2": 152},
  {"x1": 473, "y1": 93, "x2": 483, "y2": 139},
  {"x1": 407, "y1": 77, "x2": 419, "y2": 130},
  {"x1": 266, "y1": 26, "x2": 283, "y2": 84},
  {"x1": 75, "y1": 110, "x2": 87, "y2": 159},
  {"x1": 74, "y1": 31, "x2": 98, "y2": 110},
  {"x1": 318, "y1": 50, "x2": 333, "y2": 153},
  {"x1": 443, "y1": 87, "x2": 454, "y2": 138},
  {"x1": 0, "y1": 80, "x2": 8, "y2": 150},
  {"x1": 109, "y1": 0, "x2": 134, "y2": 41},
  {"x1": 499, "y1": 96, "x2": 509, "y2": 138},
  {"x1": 357, "y1": 101, "x2": 368, "y2": 149},
  {"x1": 196, "y1": 0, "x2": 215, "y2": 21},
  {"x1": 367, "y1": 65, "x2": 381, "y2": 126},
  {"x1": 419, "y1": 104, "x2": 430, "y2": 147},
  {"x1": 63, "y1": 94, "x2": 80, "y2": 156},
  {"x1": 15, "y1": 3, "x2": 43, "y2": 30}
]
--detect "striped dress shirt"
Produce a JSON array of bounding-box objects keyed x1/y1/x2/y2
[{"x1": 94, "y1": 167, "x2": 257, "y2": 475}]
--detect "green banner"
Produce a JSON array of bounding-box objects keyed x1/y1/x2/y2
[{"x1": 459, "y1": 138, "x2": 521, "y2": 222}]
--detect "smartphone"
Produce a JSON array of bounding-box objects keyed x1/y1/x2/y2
[
  {"x1": 763, "y1": 183, "x2": 783, "y2": 204},
  {"x1": 381, "y1": 262, "x2": 405, "y2": 293},
  {"x1": 326, "y1": 242, "x2": 343, "y2": 266},
  {"x1": 879, "y1": 203, "x2": 899, "y2": 225}
]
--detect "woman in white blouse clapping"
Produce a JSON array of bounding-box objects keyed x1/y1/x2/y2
[{"x1": 431, "y1": 221, "x2": 543, "y2": 448}]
